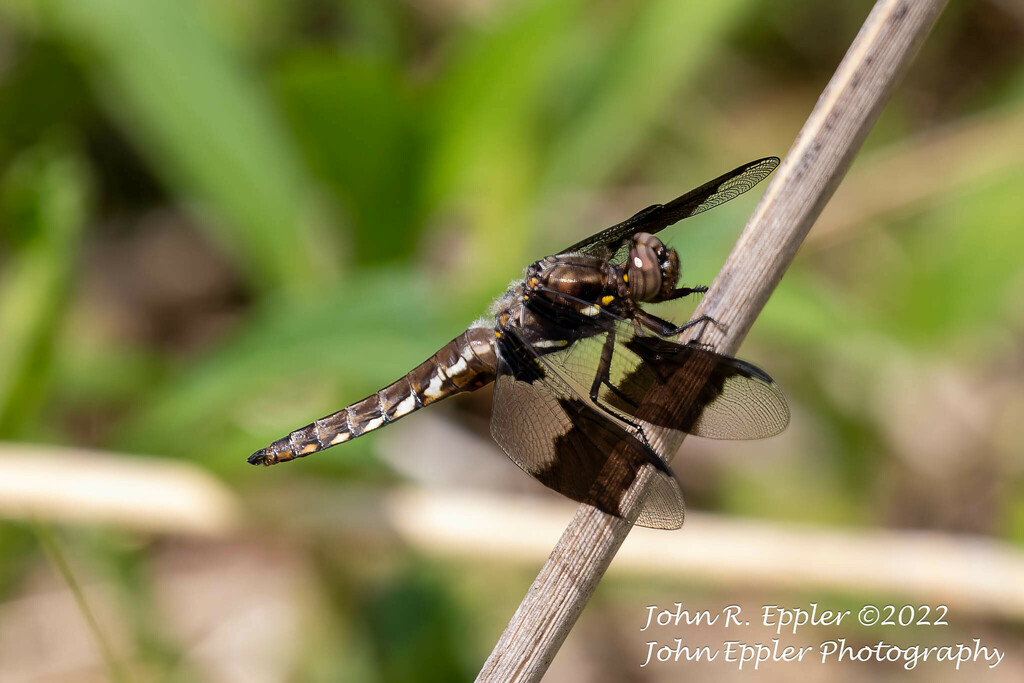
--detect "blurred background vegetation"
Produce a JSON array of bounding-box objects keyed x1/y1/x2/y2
[{"x1": 0, "y1": 0, "x2": 1022, "y2": 680}]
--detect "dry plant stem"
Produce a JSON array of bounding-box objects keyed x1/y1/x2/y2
[
  {"x1": 476, "y1": 0, "x2": 949, "y2": 680},
  {"x1": 33, "y1": 521, "x2": 130, "y2": 683}
]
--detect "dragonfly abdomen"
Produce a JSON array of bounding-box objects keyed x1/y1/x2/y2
[{"x1": 248, "y1": 326, "x2": 499, "y2": 466}]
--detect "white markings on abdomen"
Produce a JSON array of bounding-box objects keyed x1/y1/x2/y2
[{"x1": 392, "y1": 393, "x2": 417, "y2": 418}]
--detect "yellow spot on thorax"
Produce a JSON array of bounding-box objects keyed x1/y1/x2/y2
[{"x1": 601, "y1": 295, "x2": 614, "y2": 305}]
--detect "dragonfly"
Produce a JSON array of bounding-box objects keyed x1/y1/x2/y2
[{"x1": 249, "y1": 157, "x2": 789, "y2": 529}]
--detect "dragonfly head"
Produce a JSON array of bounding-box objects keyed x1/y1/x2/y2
[{"x1": 627, "y1": 232, "x2": 680, "y2": 303}]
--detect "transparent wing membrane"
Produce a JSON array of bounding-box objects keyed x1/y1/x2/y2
[
  {"x1": 563, "y1": 157, "x2": 779, "y2": 262},
  {"x1": 490, "y1": 328, "x2": 685, "y2": 529},
  {"x1": 541, "y1": 318, "x2": 790, "y2": 441}
]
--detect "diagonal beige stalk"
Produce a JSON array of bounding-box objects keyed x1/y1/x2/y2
[{"x1": 476, "y1": 0, "x2": 950, "y2": 680}]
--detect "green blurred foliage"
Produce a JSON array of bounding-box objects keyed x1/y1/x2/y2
[
  {"x1": 0, "y1": 140, "x2": 90, "y2": 437},
  {"x1": 0, "y1": 0, "x2": 1021, "y2": 678}
]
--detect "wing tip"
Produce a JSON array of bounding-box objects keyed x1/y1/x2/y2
[{"x1": 633, "y1": 472, "x2": 686, "y2": 530}]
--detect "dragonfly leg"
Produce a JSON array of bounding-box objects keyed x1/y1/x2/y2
[
  {"x1": 663, "y1": 286, "x2": 708, "y2": 301},
  {"x1": 576, "y1": 329, "x2": 668, "y2": 470},
  {"x1": 588, "y1": 329, "x2": 646, "y2": 426},
  {"x1": 589, "y1": 330, "x2": 639, "y2": 408},
  {"x1": 635, "y1": 309, "x2": 727, "y2": 338},
  {"x1": 668, "y1": 314, "x2": 727, "y2": 337},
  {"x1": 589, "y1": 330, "x2": 616, "y2": 404}
]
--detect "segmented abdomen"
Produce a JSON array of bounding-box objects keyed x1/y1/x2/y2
[{"x1": 248, "y1": 326, "x2": 498, "y2": 466}]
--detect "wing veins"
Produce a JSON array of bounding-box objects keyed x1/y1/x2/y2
[
  {"x1": 490, "y1": 327, "x2": 684, "y2": 529},
  {"x1": 538, "y1": 309, "x2": 790, "y2": 441},
  {"x1": 561, "y1": 156, "x2": 779, "y2": 260}
]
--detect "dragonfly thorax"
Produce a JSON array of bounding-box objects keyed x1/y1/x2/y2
[{"x1": 524, "y1": 253, "x2": 623, "y2": 313}]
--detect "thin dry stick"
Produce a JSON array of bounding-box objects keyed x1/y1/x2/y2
[
  {"x1": 477, "y1": 0, "x2": 949, "y2": 680},
  {"x1": 33, "y1": 521, "x2": 130, "y2": 683}
]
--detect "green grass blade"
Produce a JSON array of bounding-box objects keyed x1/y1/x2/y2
[
  {"x1": 541, "y1": 0, "x2": 757, "y2": 191},
  {"x1": 40, "y1": 0, "x2": 332, "y2": 295},
  {"x1": 0, "y1": 142, "x2": 90, "y2": 436}
]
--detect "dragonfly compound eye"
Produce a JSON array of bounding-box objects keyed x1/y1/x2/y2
[{"x1": 628, "y1": 237, "x2": 663, "y2": 302}]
